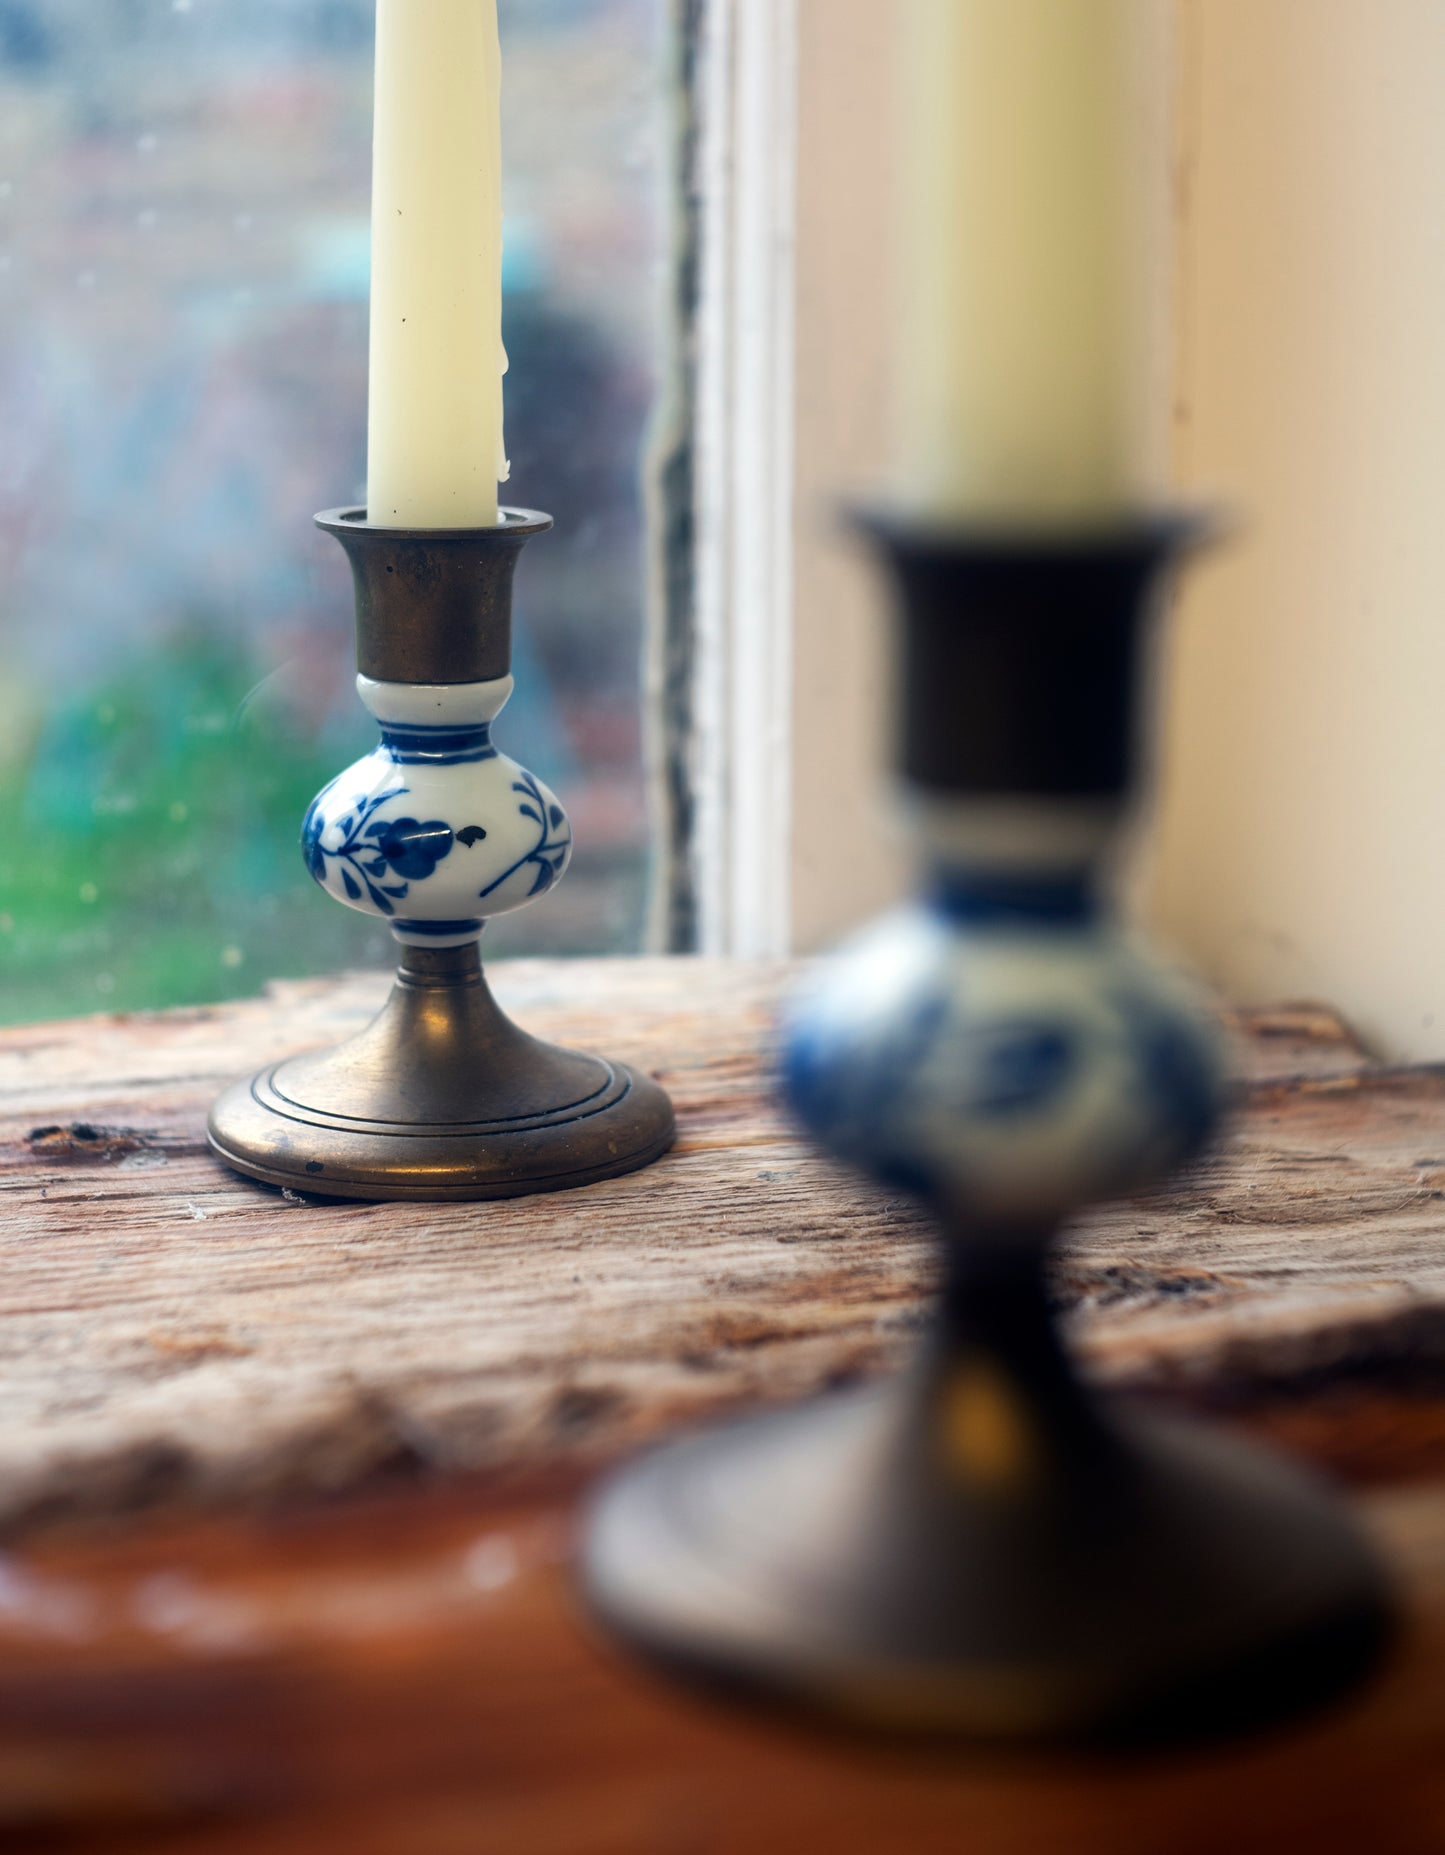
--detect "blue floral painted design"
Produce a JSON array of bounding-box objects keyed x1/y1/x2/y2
[
  {"x1": 302, "y1": 786, "x2": 487, "y2": 917},
  {"x1": 784, "y1": 983, "x2": 947, "y2": 1198},
  {"x1": 786, "y1": 995, "x2": 1077, "y2": 1189},
  {"x1": 1106, "y1": 983, "x2": 1220, "y2": 1167},
  {"x1": 372, "y1": 817, "x2": 455, "y2": 882},
  {"x1": 478, "y1": 769, "x2": 572, "y2": 902},
  {"x1": 782, "y1": 897, "x2": 1226, "y2": 1222},
  {"x1": 956, "y1": 1022, "x2": 1076, "y2": 1118}
]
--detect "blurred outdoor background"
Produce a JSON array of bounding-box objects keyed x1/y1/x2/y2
[{"x1": 0, "y1": 0, "x2": 665, "y2": 1024}]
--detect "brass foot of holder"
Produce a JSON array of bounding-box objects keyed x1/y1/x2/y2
[
  {"x1": 586, "y1": 1261, "x2": 1387, "y2": 1742},
  {"x1": 209, "y1": 940, "x2": 675, "y2": 1201},
  {"x1": 208, "y1": 506, "x2": 675, "y2": 1203},
  {"x1": 584, "y1": 515, "x2": 1391, "y2": 1742}
]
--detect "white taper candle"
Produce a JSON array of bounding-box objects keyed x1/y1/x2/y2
[
  {"x1": 897, "y1": 0, "x2": 1146, "y2": 525},
  {"x1": 368, "y1": 0, "x2": 507, "y2": 529}
]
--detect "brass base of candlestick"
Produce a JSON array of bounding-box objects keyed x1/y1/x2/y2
[
  {"x1": 585, "y1": 1368, "x2": 1388, "y2": 1744},
  {"x1": 208, "y1": 943, "x2": 676, "y2": 1201}
]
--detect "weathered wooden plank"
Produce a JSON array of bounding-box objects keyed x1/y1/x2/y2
[
  {"x1": 0, "y1": 961, "x2": 1441, "y2": 1536},
  {"x1": 0, "y1": 962, "x2": 1444, "y2": 1850},
  {"x1": 0, "y1": 1465, "x2": 1441, "y2": 1852}
]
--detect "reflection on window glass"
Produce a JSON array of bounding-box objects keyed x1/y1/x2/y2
[{"x1": 0, "y1": 0, "x2": 663, "y2": 1024}]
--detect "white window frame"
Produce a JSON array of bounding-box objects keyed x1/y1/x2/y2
[
  {"x1": 689, "y1": 0, "x2": 798, "y2": 959},
  {"x1": 664, "y1": 0, "x2": 908, "y2": 960}
]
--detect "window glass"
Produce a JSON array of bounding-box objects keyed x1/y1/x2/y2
[{"x1": 0, "y1": 0, "x2": 664, "y2": 1023}]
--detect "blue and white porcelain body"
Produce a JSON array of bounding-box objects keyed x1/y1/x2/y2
[
  {"x1": 783, "y1": 799, "x2": 1227, "y2": 1229},
  {"x1": 302, "y1": 674, "x2": 572, "y2": 950}
]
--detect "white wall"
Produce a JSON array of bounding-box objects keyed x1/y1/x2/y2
[
  {"x1": 788, "y1": 0, "x2": 908, "y2": 951},
  {"x1": 1149, "y1": 0, "x2": 1445, "y2": 1059}
]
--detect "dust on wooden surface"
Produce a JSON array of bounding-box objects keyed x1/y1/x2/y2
[{"x1": 0, "y1": 959, "x2": 1442, "y2": 1534}]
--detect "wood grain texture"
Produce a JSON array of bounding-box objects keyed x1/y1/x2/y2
[
  {"x1": 0, "y1": 963, "x2": 1443, "y2": 1851},
  {"x1": 0, "y1": 962, "x2": 1443, "y2": 1534}
]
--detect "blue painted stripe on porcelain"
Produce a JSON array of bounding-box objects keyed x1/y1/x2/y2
[
  {"x1": 381, "y1": 723, "x2": 497, "y2": 765},
  {"x1": 392, "y1": 917, "x2": 484, "y2": 937},
  {"x1": 929, "y1": 870, "x2": 1097, "y2": 926},
  {"x1": 381, "y1": 719, "x2": 492, "y2": 733}
]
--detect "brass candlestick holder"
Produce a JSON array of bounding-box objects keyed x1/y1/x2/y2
[
  {"x1": 208, "y1": 509, "x2": 675, "y2": 1201},
  {"x1": 584, "y1": 515, "x2": 1390, "y2": 1741}
]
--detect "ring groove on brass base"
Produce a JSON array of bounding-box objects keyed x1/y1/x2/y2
[
  {"x1": 208, "y1": 943, "x2": 676, "y2": 1202},
  {"x1": 257, "y1": 1059, "x2": 626, "y2": 1138}
]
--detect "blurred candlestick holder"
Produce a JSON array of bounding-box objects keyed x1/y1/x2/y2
[
  {"x1": 208, "y1": 507, "x2": 675, "y2": 1202},
  {"x1": 584, "y1": 511, "x2": 1390, "y2": 1742}
]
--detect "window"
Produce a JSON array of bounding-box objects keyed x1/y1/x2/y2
[{"x1": 0, "y1": 0, "x2": 667, "y2": 1023}]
